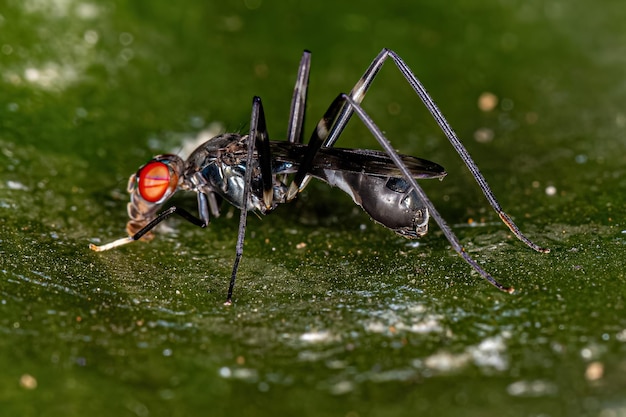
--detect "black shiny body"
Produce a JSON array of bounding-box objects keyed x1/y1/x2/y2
[
  {"x1": 91, "y1": 49, "x2": 548, "y2": 303},
  {"x1": 181, "y1": 133, "x2": 445, "y2": 238}
]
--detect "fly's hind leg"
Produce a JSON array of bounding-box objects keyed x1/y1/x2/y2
[
  {"x1": 323, "y1": 49, "x2": 549, "y2": 254},
  {"x1": 286, "y1": 50, "x2": 312, "y2": 145},
  {"x1": 334, "y1": 93, "x2": 515, "y2": 293}
]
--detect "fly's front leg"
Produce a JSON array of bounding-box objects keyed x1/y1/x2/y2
[
  {"x1": 89, "y1": 206, "x2": 208, "y2": 252},
  {"x1": 207, "y1": 191, "x2": 221, "y2": 218},
  {"x1": 190, "y1": 173, "x2": 222, "y2": 219},
  {"x1": 226, "y1": 96, "x2": 274, "y2": 304}
]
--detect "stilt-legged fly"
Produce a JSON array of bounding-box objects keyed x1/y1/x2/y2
[{"x1": 90, "y1": 49, "x2": 550, "y2": 304}]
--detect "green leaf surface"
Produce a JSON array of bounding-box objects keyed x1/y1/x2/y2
[{"x1": 2, "y1": 1, "x2": 626, "y2": 416}]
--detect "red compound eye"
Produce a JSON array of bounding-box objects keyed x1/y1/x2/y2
[{"x1": 137, "y1": 161, "x2": 172, "y2": 203}]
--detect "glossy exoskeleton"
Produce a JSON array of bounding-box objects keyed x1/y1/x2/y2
[{"x1": 90, "y1": 49, "x2": 549, "y2": 304}]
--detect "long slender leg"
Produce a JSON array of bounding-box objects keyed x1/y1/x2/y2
[
  {"x1": 89, "y1": 206, "x2": 207, "y2": 252},
  {"x1": 281, "y1": 91, "x2": 514, "y2": 291},
  {"x1": 254, "y1": 98, "x2": 274, "y2": 209},
  {"x1": 286, "y1": 94, "x2": 345, "y2": 200},
  {"x1": 339, "y1": 94, "x2": 514, "y2": 293},
  {"x1": 286, "y1": 50, "x2": 312, "y2": 144},
  {"x1": 323, "y1": 49, "x2": 549, "y2": 254},
  {"x1": 279, "y1": 51, "x2": 312, "y2": 187},
  {"x1": 225, "y1": 96, "x2": 269, "y2": 304}
]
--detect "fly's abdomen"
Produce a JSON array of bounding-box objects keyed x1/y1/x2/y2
[{"x1": 320, "y1": 171, "x2": 429, "y2": 238}]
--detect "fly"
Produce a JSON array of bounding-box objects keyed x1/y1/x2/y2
[{"x1": 90, "y1": 49, "x2": 550, "y2": 304}]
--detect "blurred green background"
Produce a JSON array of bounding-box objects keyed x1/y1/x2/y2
[{"x1": 1, "y1": 0, "x2": 626, "y2": 416}]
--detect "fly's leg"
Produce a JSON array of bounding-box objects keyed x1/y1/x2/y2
[
  {"x1": 336, "y1": 94, "x2": 516, "y2": 292},
  {"x1": 255, "y1": 96, "x2": 274, "y2": 209},
  {"x1": 206, "y1": 191, "x2": 221, "y2": 219},
  {"x1": 279, "y1": 51, "x2": 312, "y2": 187},
  {"x1": 323, "y1": 49, "x2": 548, "y2": 254},
  {"x1": 226, "y1": 96, "x2": 274, "y2": 304},
  {"x1": 283, "y1": 89, "x2": 524, "y2": 292},
  {"x1": 89, "y1": 205, "x2": 208, "y2": 251},
  {"x1": 286, "y1": 50, "x2": 312, "y2": 145},
  {"x1": 286, "y1": 94, "x2": 345, "y2": 200}
]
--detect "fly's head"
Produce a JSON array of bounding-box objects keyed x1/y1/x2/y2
[{"x1": 126, "y1": 154, "x2": 184, "y2": 239}]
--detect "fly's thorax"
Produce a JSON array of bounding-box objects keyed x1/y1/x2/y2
[
  {"x1": 183, "y1": 135, "x2": 288, "y2": 215},
  {"x1": 190, "y1": 159, "x2": 272, "y2": 213},
  {"x1": 183, "y1": 133, "x2": 248, "y2": 174}
]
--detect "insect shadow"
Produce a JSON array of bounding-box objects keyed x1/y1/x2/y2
[{"x1": 90, "y1": 49, "x2": 550, "y2": 304}]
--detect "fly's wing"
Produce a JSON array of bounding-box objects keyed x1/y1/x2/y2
[
  {"x1": 270, "y1": 142, "x2": 446, "y2": 180},
  {"x1": 270, "y1": 142, "x2": 444, "y2": 239},
  {"x1": 315, "y1": 147, "x2": 446, "y2": 180}
]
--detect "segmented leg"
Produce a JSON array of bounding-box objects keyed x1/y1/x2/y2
[
  {"x1": 286, "y1": 50, "x2": 312, "y2": 145},
  {"x1": 226, "y1": 96, "x2": 274, "y2": 304},
  {"x1": 282, "y1": 90, "x2": 517, "y2": 291},
  {"x1": 254, "y1": 97, "x2": 274, "y2": 209},
  {"x1": 287, "y1": 94, "x2": 345, "y2": 200},
  {"x1": 338, "y1": 93, "x2": 515, "y2": 292},
  {"x1": 89, "y1": 206, "x2": 207, "y2": 252},
  {"x1": 309, "y1": 48, "x2": 548, "y2": 254}
]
